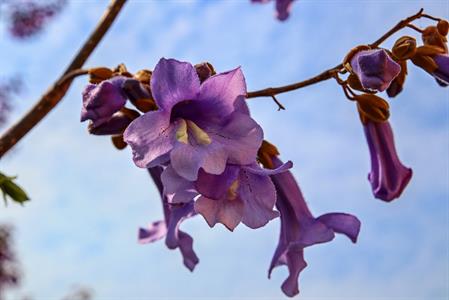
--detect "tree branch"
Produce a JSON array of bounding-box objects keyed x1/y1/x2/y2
[
  {"x1": 247, "y1": 8, "x2": 427, "y2": 99},
  {"x1": 0, "y1": 0, "x2": 127, "y2": 158}
]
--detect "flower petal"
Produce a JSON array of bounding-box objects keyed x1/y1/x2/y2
[
  {"x1": 170, "y1": 141, "x2": 227, "y2": 181},
  {"x1": 197, "y1": 68, "x2": 246, "y2": 118},
  {"x1": 124, "y1": 110, "x2": 176, "y2": 168},
  {"x1": 138, "y1": 221, "x2": 167, "y2": 244},
  {"x1": 151, "y1": 58, "x2": 200, "y2": 111},
  {"x1": 195, "y1": 166, "x2": 240, "y2": 200},
  {"x1": 161, "y1": 165, "x2": 194, "y2": 196},
  {"x1": 363, "y1": 121, "x2": 413, "y2": 201},
  {"x1": 194, "y1": 196, "x2": 244, "y2": 231},
  {"x1": 316, "y1": 213, "x2": 361, "y2": 243},
  {"x1": 239, "y1": 169, "x2": 279, "y2": 229},
  {"x1": 204, "y1": 112, "x2": 263, "y2": 165}
]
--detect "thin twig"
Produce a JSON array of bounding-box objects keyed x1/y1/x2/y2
[
  {"x1": 271, "y1": 95, "x2": 286, "y2": 111},
  {"x1": 406, "y1": 23, "x2": 423, "y2": 33},
  {"x1": 247, "y1": 8, "x2": 428, "y2": 100},
  {"x1": 0, "y1": 0, "x2": 127, "y2": 158}
]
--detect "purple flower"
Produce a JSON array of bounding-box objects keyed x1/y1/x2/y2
[
  {"x1": 0, "y1": 225, "x2": 20, "y2": 294},
  {"x1": 124, "y1": 58, "x2": 263, "y2": 181},
  {"x1": 268, "y1": 157, "x2": 361, "y2": 297},
  {"x1": 350, "y1": 49, "x2": 401, "y2": 92},
  {"x1": 138, "y1": 167, "x2": 199, "y2": 271},
  {"x1": 158, "y1": 160, "x2": 291, "y2": 231},
  {"x1": 363, "y1": 121, "x2": 412, "y2": 202},
  {"x1": 252, "y1": 0, "x2": 295, "y2": 21},
  {"x1": 193, "y1": 161, "x2": 292, "y2": 230},
  {"x1": 0, "y1": 77, "x2": 21, "y2": 127},
  {"x1": 81, "y1": 76, "x2": 128, "y2": 127},
  {"x1": 433, "y1": 54, "x2": 449, "y2": 86},
  {"x1": 7, "y1": 0, "x2": 66, "y2": 39}
]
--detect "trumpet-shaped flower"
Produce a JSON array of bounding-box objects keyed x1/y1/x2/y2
[
  {"x1": 363, "y1": 121, "x2": 412, "y2": 201},
  {"x1": 268, "y1": 157, "x2": 361, "y2": 297},
  {"x1": 138, "y1": 167, "x2": 199, "y2": 271},
  {"x1": 124, "y1": 58, "x2": 263, "y2": 181},
  {"x1": 433, "y1": 54, "x2": 449, "y2": 86}
]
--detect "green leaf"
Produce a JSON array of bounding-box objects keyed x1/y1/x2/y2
[{"x1": 0, "y1": 172, "x2": 30, "y2": 206}]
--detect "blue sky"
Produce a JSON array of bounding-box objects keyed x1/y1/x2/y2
[{"x1": 1, "y1": 0, "x2": 448, "y2": 299}]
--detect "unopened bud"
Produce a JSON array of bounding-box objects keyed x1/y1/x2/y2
[
  {"x1": 257, "y1": 140, "x2": 280, "y2": 169},
  {"x1": 392, "y1": 36, "x2": 416, "y2": 60},
  {"x1": 195, "y1": 62, "x2": 216, "y2": 83},
  {"x1": 355, "y1": 93, "x2": 390, "y2": 123},
  {"x1": 88, "y1": 67, "x2": 113, "y2": 84},
  {"x1": 437, "y1": 20, "x2": 449, "y2": 36},
  {"x1": 111, "y1": 134, "x2": 127, "y2": 150},
  {"x1": 134, "y1": 69, "x2": 152, "y2": 84}
]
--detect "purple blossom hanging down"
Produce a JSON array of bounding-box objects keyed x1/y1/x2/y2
[
  {"x1": 268, "y1": 156, "x2": 360, "y2": 297},
  {"x1": 432, "y1": 54, "x2": 449, "y2": 85},
  {"x1": 124, "y1": 58, "x2": 263, "y2": 181},
  {"x1": 363, "y1": 121, "x2": 412, "y2": 201},
  {"x1": 138, "y1": 167, "x2": 199, "y2": 271},
  {"x1": 350, "y1": 49, "x2": 401, "y2": 92},
  {"x1": 252, "y1": 0, "x2": 295, "y2": 21}
]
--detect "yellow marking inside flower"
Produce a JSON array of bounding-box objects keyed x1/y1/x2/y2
[
  {"x1": 176, "y1": 119, "x2": 189, "y2": 144},
  {"x1": 186, "y1": 120, "x2": 211, "y2": 145},
  {"x1": 227, "y1": 180, "x2": 239, "y2": 201}
]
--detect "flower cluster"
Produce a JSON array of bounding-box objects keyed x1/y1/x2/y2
[
  {"x1": 338, "y1": 20, "x2": 449, "y2": 201},
  {"x1": 81, "y1": 58, "x2": 361, "y2": 296},
  {"x1": 5, "y1": 0, "x2": 66, "y2": 39}
]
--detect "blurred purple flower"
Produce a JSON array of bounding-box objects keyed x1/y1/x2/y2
[
  {"x1": 138, "y1": 167, "x2": 199, "y2": 271},
  {"x1": 433, "y1": 54, "x2": 449, "y2": 86},
  {"x1": 268, "y1": 157, "x2": 361, "y2": 297},
  {"x1": 7, "y1": 0, "x2": 66, "y2": 39},
  {"x1": 0, "y1": 225, "x2": 20, "y2": 295},
  {"x1": 0, "y1": 77, "x2": 22, "y2": 127},
  {"x1": 252, "y1": 0, "x2": 295, "y2": 21},
  {"x1": 363, "y1": 121, "x2": 412, "y2": 201},
  {"x1": 124, "y1": 58, "x2": 263, "y2": 181},
  {"x1": 350, "y1": 49, "x2": 401, "y2": 92}
]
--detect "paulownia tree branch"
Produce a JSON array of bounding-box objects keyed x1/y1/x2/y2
[
  {"x1": 0, "y1": 0, "x2": 127, "y2": 158},
  {"x1": 246, "y1": 8, "x2": 426, "y2": 100}
]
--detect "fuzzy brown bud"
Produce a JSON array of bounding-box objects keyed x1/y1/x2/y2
[
  {"x1": 437, "y1": 20, "x2": 449, "y2": 36},
  {"x1": 257, "y1": 140, "x2": 280, "y2": 169},
  {"x1": 134, "y1": 70, "x2": 152, "y2": 84},
  {"x1": 392, "y1": 36, "x2": 417, "y2": 60},
  {"x1": 88, "y1": 67, "x2": 113, "y2": 84},
  {"x1": 355, "y1": 93, "x2": 390, "y2": 123}
]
